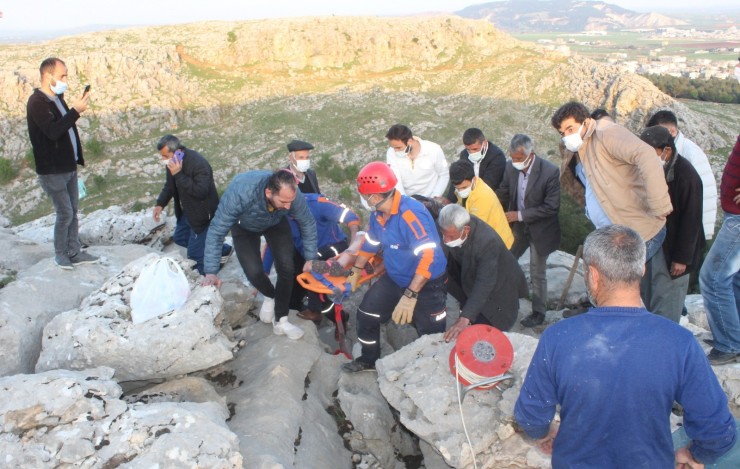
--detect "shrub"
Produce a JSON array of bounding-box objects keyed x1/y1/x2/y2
[
  {"x1": 0, "y1": 158, "x2": 17, "y2": 184},
  {"x1": 92, "y1": 174, "x2": 107, "y2": 189},
  {"x1": 85, "y1": 137, "x2": 105, "y2": 159},
  {"x1": 227, "y1": 31, "x2": 237, "y2": 44},
  {"x1": 559, "y1": 193, "x2": 593, "y2": 256}
]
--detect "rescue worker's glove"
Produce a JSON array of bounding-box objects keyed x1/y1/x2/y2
[
  {"x1": 392, "y1": 295, "x2": 417, "y2": 325},
  {"x1": 347, "y1": 266, "x2": 363, "y2": 292}
]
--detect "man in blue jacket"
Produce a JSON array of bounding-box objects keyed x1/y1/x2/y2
[
  {"x1": 514, "y1": 225, "x2": 736, "y2": 468},
  {"x1": 26, "y1": 57, "x2": 98, "y2": 269},
  {"x1": 202, "y1": 170, "x2": 317, "y2": 340},
  {"x1": 342, "y1": 162, "x2": 447, "y2": 373}
]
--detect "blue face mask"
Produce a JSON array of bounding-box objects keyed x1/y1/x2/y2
[{"x1": 50, "y1": 78, "x2": 68, "y2": 95}]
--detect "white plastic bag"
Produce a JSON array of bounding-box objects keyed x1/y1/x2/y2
[{"x1": 130, "y1": 257, "x2": 191, "y2": 324}]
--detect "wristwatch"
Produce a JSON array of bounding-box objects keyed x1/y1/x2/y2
[{"x1": 403, "y1": 288, "x2": 419, "y2": 299}]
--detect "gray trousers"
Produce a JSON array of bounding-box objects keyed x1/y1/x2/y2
[
  {"x1": 640, "y1": 247, "x2": 689, "y2": 323},
  {"x1": 38, "y1": 171, "x2": 81, "y2": 258},
  {"x1": 513, "y1": 237, "x2": 549, "y2": 314}
]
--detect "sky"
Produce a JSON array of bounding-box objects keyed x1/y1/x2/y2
[{"x1": 0, "y1": 0, "x2": 736, "y2": 31}]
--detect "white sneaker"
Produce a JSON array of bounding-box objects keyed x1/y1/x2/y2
[
  {"x1": 273, "y1": 317, "x2": 304, "y2": 340},
  {"x1": 259, "y1": 297, "x2": 275, "y2": 323}
]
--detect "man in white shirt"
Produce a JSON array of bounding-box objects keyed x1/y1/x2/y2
[
  {"x1": 385, "y1": 124, "x2": 449, "y2": 199},
  {"x1": 647, "y1": 110, "x2": 717, "y2": 239}
]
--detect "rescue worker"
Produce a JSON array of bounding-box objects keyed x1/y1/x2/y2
[{"x1": 342, "y1": 162, "x2": 447, "y2": 373}]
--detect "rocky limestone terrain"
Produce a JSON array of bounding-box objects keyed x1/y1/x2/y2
[
  {"x1": 0, "y1": 15, "x2": 736, "y2": 224},
  {"x1": 0, "y1": 206, "x2": 738, "y2": 468}
]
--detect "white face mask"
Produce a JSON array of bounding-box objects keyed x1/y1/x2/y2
[
  {"x1": 468, "y1": 142, "x2": 487, "y2": 163},
  {"x1": 562, "y1": 123, "x2": 584, "y2": 152},
  {"x1": 294, "y1": 159, "x2": 310, "y2": 172},
  {"x1": 360, "y1": 195, "x2": 374, "y2": 211},
  {"x1": 49, "y1": 78, "x2": 68, "y2": 95},
  {"x1": 512, "y1": 153, "x2": 533, "y2": 171},
  {"x1": 393, "y1": 145, "x2": 411, "y2": 158},
  {"x1": 445, "y1": 231, "x2": 467, "y2": 248},
  {"x1": 455, "y1": 186, "x2": 472, "y2": 199}
]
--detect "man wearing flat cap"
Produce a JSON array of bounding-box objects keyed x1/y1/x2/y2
[{"x1": 286, "y1": 139, "x2": 321, "y2": 194}]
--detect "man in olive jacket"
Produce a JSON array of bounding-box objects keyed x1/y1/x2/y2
[
  {"x1": 439, "y1": 204, "x2": 528, "y2": 342},
  {"x1": 153, "y1": 135, "x2": 228, "y2": 275}
]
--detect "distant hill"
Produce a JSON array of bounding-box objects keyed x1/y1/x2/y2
[
  {"x1": 0, "y1": 15, "x2": 732, "y2": 225},
  {"x1": 456, "y1": 0, "x2": 688, "y2": 32}
]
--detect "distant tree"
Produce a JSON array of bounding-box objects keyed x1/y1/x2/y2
[
  {"x1": 645, "y1": 74, "x2": 740, "y2": 104},
  {"x1": 227, "y1": 31, "x2": 237, "y2": 44}
]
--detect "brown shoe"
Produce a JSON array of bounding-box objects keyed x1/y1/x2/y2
[{"x1": 297, "y1": 309, "x2": 323, "y2": 323}]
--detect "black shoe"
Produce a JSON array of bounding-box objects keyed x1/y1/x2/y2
[
  {"x1": 341, "y1": 360, "x2": 375, "y2": 373},
  {"x1": 520, "y1": 312, "x2": 545, "y2": 327},
  {"x1": 707, "y1": 348, "x2": 740, "y2": 366}
]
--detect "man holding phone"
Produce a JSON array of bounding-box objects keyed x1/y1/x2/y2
[
  {"x1": 153, "y1": 134, "x2": 232, "y2": 275},
  {"x1": 26, "y1": 57, "x2": 98, "y2": 270}
]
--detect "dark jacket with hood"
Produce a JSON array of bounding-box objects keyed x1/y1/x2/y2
[
  {"x1": 446, "y1": 142, "x2": 507, "y2": 201},
  {"x1": 26, "y1": 89, "x2": 84, "y2": 175}
]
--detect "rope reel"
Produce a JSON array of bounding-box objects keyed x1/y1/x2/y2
[{"x1": 449, "y1": 324, "x2": 514, "y2": 389}]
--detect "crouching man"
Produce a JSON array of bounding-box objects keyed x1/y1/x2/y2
[
  {"x1": 438, "y1": 204, "x2": 527, "y2": 342},
  {"x1": 515, "y1": 225, "x2": 736, "y2": 468}
]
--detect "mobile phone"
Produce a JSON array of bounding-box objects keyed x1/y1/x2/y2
[
  {"x1": 173, "y1": 149, "x2": 184, "y2": 163},
  {"x1": 83, "y1": 84, "x2": 91, "y2": 96}
]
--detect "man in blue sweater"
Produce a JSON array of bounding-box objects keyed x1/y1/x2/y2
[{"x1": 515, "y1": 225, "x2": 736, "y2": 468}]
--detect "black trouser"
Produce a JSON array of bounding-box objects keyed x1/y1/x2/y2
[
  {"x1": 356, "y1": 273, "x2": 447, "y2": 364},
  {"x1": 232, "y1": 218, "x2": 294, "y2": 321}
]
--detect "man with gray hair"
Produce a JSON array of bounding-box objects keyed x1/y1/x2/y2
[
  {"x1": 439, "y1": 204, "x2": 527, "y2": 342},
  {"x1": 496, "y1": 134, "x2": 561, "y2": 327},
  {"x1": 515, "y1": 225, "x2": 736, "y2": 468},
  {"x1": 153, "y1": 134, "x2": 231, "y2": 275}
]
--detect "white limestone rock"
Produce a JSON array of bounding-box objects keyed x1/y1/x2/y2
[
  {"x1": 375, "y1": 332, "x2": 542, "y2": 469},
  {"x1": 0, "y1": 228, "x2": 51, "y2": 272},
  {"x1": 35, "y1": 253, "x2": 235, "y2": 381},
  {"x1": 13, "y1": 206, "x2": 176, "y2": 249},
  {"x1": 0, "y1": 367, "x2": 242, "y2": 468},
  {"x1": 684, "y1": 294, "x2": 709, "y2": 331},
  {"x1": 0, "y1": 244, "x2": 155, "y2": 377},
  {"x1": 125, "y1": 376, "x2": 228, "y2": 415},
  {"x1": 518, "y1": 249, "x2": 588, "y2": 309}
]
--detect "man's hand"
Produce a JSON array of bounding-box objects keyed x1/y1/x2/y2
[
  {"x1": 347, "y1": 266, "x2": 363, "y2": 292},
  {"x1": 675, "y1": 447, "x2": 704, "y2": 469},
  {"x1": 71, "y1": 93, "x2": 89, "y2": 114},
  {"x1": 152, "y1": 206, "x2": 163, "y2": 222},
  {"x1": 505, "y1": 211, "x2": 519, "y2": 223},
  {"x1": 444, "y1": 316, "x2": 470, "y2": 342},
  {"x1": 201, "y1": 274, "x2": 222, "y2": 289},
  {"x1": 167, "y1": 158, "x2": 183, "y2": 176},
  {"x1": 391, "y1": 295, "x2": 417, "y2": 325},
  {"x1": 670, "y1": 262, "x2": 687, "y2": 277},
  {"x1": 536, "y1": 425, "x2": 558, "y2": 456},
  {"x1": 303, "y1": 260, "x2": 313, "y2": 273}
]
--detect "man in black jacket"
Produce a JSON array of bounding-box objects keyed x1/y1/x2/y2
[
  {"x1": 639, "y1": 126, "x2": 705, "y2": 322},
  {"x1": 445, "y1": 128, "x2": 507, "y2": 203},
  {"x1": 286, "y1": 139, "x2": 321, "y2": 194},
  {"x1": 497, "y1": 134, "x2": 561, "y2": 327},
  {"x1": 439, "y1": 204, "x2": 528, "y2": 342},
  {"x1": 26, "y1": 57, "x2": 98, "y2": 270},
  {"x1": 153, "y1": 135, "x2": 231, "y2": 275}
]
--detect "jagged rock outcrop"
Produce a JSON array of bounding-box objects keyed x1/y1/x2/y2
[
  {"x1": 0, "y1": 367, "x2": 242, "y2": 468},
  {"x1": 518, "y1": 249, "x2": 588, "y2": 309},
  {"x1": 0, "y1": 244, "x2": 155, "y2": 377},
  {"x1": 13, "y1": 206, "x2": 175, "y2": 249},
  {"x1": 36, "y1": 253, "x2": 235, "y2": 381},
  {"x1": 375, "y1": 332, "x2": 544, "y2": 469}
]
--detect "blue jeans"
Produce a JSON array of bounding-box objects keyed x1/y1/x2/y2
[
  {"x1": 700, "y1": 212, "x2": 740, "y2": 353},
  {"x1": 174, "y1": 215, "x2": 230, "y2": 275},
  {"x1": 644, "y1": 225, "x2": 666, "y2": 262},
  {"x1": 38, "y1": 171, "x2": 81, "y2": 259}
]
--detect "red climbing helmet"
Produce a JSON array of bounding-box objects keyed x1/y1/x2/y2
[{"x1": 357, "y1": 162, "x2": 397, "y2": 195}]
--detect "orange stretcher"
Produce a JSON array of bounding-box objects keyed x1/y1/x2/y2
[{"x1": 296, "y1": 256, "x2": 384, "y2": 359}]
